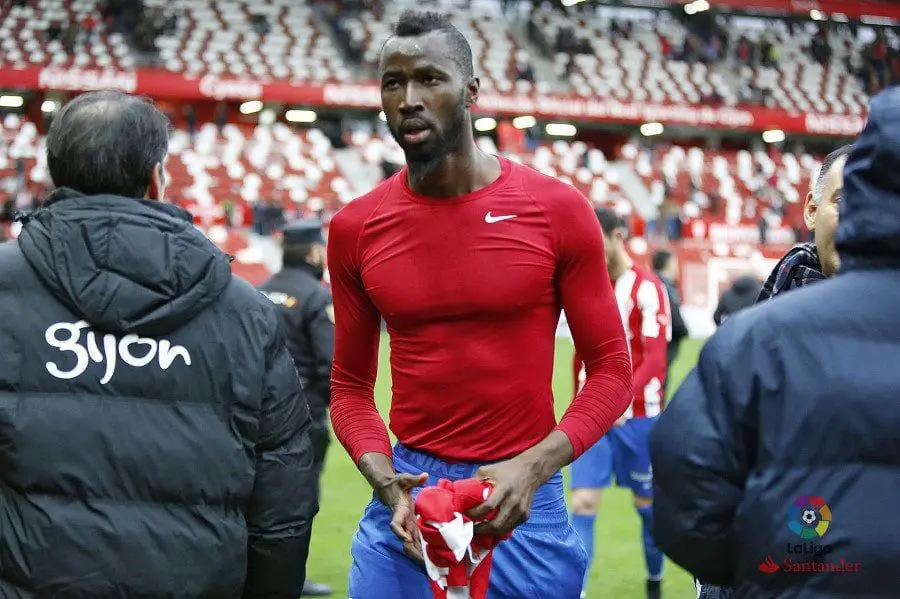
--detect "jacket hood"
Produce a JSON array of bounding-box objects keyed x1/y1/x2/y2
[
  {"x1": 18, "y1": 188, "x2": 232, "y2": 336},
  {"x1": 837, "y1": 86, "x2": 900, "y2": 271}
]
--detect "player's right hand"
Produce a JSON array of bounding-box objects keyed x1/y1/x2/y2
[{"x1": 378, "y1": 472, "x2": 428, "y2": 567}]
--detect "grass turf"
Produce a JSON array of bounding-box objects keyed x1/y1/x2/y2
[{"x1": 307, "y1": 335, "x2": 706, "y2": 598}]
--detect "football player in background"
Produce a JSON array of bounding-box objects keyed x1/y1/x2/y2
[{"x1": 568, "y1": 208, "x2": 672, "y2": 599}]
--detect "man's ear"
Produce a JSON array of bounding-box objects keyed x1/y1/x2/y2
[
  {"x1": 145, "y1": 162, "x2": 168, "y2": 202},
  {"x1": 465, "y1": 76, "x2": 480, "y2": 107},
  {"x1": 803, "y1": 191, "x2": 817, "y2": 232}
]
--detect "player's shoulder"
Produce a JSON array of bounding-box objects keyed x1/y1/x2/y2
[
  {"x1": 632, "y1": 264, "x2": 666, "y2": 290},
  {"x1": 508, "y1": 159, "x2": 590, "y2": 209},
  {"x1": 330, "y1": 173, "x2": 400, "y2": 234}
]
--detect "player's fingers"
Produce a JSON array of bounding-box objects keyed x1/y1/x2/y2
[
  {"x1": 397, "y1": 472, "x2": 429, "y2": 490},
  {"x1": 403, "y1": 540, "x2": 425, "y2": 566},
  {"x1": 466, "y1": 485, "x2": 506, "y2": 520},
  {"x1": 475, "y1": 503, "x2": 514, "y2": 536},
  {"x1": 390, "y1": 509, "x2": 413, "y2": 542}
]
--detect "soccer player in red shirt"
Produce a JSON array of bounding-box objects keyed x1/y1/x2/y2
[
  {"x1": 327, "y1": 10, "x2": 633, "y2": 599},
  {"x1": 567, "y1": 208, "x2": 672, "y2": 599}
]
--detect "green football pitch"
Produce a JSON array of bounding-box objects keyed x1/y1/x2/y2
[{"x1": 307, "y1": 335, "x2": 706, "y2": 598}]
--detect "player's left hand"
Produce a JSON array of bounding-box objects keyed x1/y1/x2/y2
[{"x1": 466, "y1": 456, "x2": 542, "y2": 537}]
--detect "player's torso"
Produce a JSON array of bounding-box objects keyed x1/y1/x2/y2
[
  {"x1": 358, "y1": 190, "x2": 556, "y2": 326},
  {"x1": 616, "y1": 267, "x2": 666, "y2": 418}
]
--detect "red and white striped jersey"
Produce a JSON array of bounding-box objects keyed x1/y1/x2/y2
[{"x1": 574, "y1": 264, "x2": 671, "y2": 419}]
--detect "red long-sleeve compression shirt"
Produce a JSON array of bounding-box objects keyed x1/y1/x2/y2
[{"x1": 327, "y1": 157, "x2": 633, "y2": 463}]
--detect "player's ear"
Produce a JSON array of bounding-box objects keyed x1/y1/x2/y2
[
  {"x1": 803, "y1": 191, "x2": 817, "y2": 232},
  {"x1": 465, "y1": 76, "x2": 480, "y2": 107}
]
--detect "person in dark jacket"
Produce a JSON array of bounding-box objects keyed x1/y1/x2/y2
[
  {"x1": 651, "y1": 248, "x2": 689, "y2": 367},
  {"x1": 258, "y1": 219, "x2": 334, "y2": 597},
  {"x1": 649, "y1": 86, "x2": 900, "y2": 599},
  {"x1": 693, "y1": 144, "x2": 854, "y2": 599},
  {"x1": 712, "y1": 274, "x2": 760, "y2": 326},
  {"x1": 0, "y1": 90, "x2": 316, "y2": 599}
]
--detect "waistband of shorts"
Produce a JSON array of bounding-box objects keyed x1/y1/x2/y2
[{"x1": 392, "y1": 443, "x2": 569, "y2": 529}]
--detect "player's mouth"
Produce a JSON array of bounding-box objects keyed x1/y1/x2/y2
[{"x1": 400, "y1": 120, "x2": 433, "y2": 144}]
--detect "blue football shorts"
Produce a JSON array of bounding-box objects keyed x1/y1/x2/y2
[
  {"x1": 347, "y1": 443, "x2": 588, "y2": 599},
  {"x1": 569, "y1": 416, "x2": 658, "y2": 498}
]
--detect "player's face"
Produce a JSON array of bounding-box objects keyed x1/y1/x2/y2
[
  {"x1": 379, "y1": 32, "x2": 474, "y2": 169},
  {"x1": 805, "y1": 155, "x2": 847, "y2": 277}
]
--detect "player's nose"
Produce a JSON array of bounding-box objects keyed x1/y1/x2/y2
[{"x1": 398, "y1": 84, "x2": 425, "y2": 114}]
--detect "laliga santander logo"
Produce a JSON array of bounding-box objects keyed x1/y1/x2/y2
[{"x1": 788, "y1": 495, "x2": 831, "y2": 539}]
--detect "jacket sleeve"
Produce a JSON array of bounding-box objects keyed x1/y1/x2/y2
[
  {"x1": 668, "y1": 285, "x2": 689, "y2": 344},
  {"x1": 648, "y1": 319, "x2": 759, "y2": 587},
  {"x1": 304, "y1": 289, "x2": 335, "y2": 412},
  {"x1": 243, "y1": 306, "x2": 317, "y2": 599}
]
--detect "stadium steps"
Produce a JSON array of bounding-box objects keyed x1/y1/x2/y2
[
  {"x1": 611, "y1": 161, "x2": 656, "y2": 220},
  {"x1": 334, "y1": 147, "x2": 381, "y2": 200}
]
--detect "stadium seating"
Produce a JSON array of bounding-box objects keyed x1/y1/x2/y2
[
  {"x1": 340, "y1": 0, "x2": 552, "y2": 94},
  {"x1": 531, "y1": 7, "x2": 868, "y2": 114},
  {"x1": 727, "y1": 20, "x2": 869, "y2": 115},
  {"x1": 620, "y1": 141, "x2": 818, "y2": 230},
  {"x1": 533, "y1": 7, "x2": 733, "y2": 104},
  {"x1": 147, "y1": 0, "x2": 352, "y2": 82},
  {"x1": 0, "y1": 0, "x2": 134, "y2": 70}
]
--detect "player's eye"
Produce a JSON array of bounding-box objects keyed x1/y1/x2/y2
[
  {"x1": 382, "y1": 79, "x2": 400, "y2": 90},
  {"x1": 422, "y1": 75, "x2": 439, "y2": 85}
]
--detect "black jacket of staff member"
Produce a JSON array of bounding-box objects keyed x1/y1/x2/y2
[
  {"x1": 0, "y1": 90, "x2": 316, "y2": 599},
  {"x1": 651, "y1": 249, "x2": 688, "y2": 366},
  {"x1": 258, "y1": 220, "x2": 334, "y2": 597},
  {"x1": 259, "y1": 221, "x2": 334, "y2": 479}
]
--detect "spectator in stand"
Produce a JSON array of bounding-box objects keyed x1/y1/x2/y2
[
  {"x1": 215, "y1": 103, "x2": 228, "y2": 135},
  {"x1": 81, "y1": 14, "x2": 97, "y2": 44},
  {"x1": 184, "y1": 105, "x2": 197, "y2": 144},
  {"x1": 47, "y1": 20, "x2": 62, "y2": 42}
]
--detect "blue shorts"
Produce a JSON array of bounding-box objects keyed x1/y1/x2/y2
[
  {"x1": 569, "y1": 416, "x2": 658, "y2": 498},
  {"x1": 347, "y1": 444, "x2": 588, "y2": 599}
]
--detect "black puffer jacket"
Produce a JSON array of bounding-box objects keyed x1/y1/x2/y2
[
  {"x1": 650, "y1": 86, "x2": 900, "y2": 598},
  {"x1": 0, "y1": 189, "x2": 316, "y2": 598}
]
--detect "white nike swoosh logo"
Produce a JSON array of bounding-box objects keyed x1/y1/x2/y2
[{"x1": 485, "y1": 212, "x2": 517, "y2": 224}]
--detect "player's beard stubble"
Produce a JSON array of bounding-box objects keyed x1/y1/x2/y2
[{"x1": 388, "y1": 95, "x2": 468, "y2": 181}]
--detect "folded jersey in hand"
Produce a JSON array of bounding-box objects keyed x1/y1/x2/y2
[{"x1": 414, "y1": 478, "x2": 512, "y2": 599}]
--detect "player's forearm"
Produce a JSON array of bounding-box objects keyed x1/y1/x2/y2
[
  {"x1": 515, "y1": 430, "x2": 575, "y2": 482},
  {"x1": 556, "y1": 350, "x2": 633, "y2": 457},
  {"x1": 357, "y1": 451, "x2": 399, "y2": 491},
  {"x1": 329, "y1": 386, "x2": 393, "y2": 463}
]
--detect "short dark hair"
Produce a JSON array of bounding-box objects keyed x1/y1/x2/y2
[
  {"x1": 652, "y1": 248, "x2": 674, "y2": 272},
  {"x1": 595, "y1": 207, "x2": 628, "y2": 237},
  {"x1": 46, "y1": 90, "x2": 171, "y2": 199},
  {"x1": 813, "y1": 144, "x2": 853, "y2": 204},
  {"x1": 388, "y1": 10, "x2": 475, "y2": 79}
]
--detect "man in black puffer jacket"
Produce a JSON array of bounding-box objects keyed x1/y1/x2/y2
[
  {"x1": 0, "y1": 91, "x2": 316, "y2": 598},
  {"x1": 649, "y1": 86, "x2": 900, "y2": 598}
]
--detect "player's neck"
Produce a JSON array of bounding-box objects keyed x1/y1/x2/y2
[
  {"x1": 609, "y1": 256, "x2": 633, "y2": 281},
  {"x1": 406, "y1": 141, "x2": 498, "y2": 198}
]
